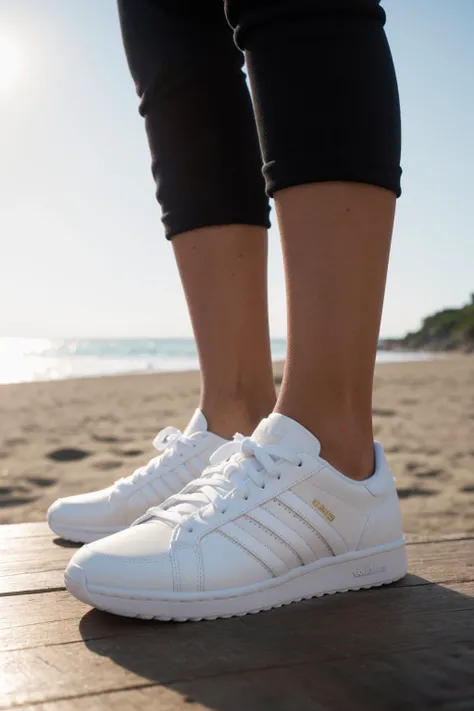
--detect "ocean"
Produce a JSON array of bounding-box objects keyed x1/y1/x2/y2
[{"x1": 0, "y1": 338, "x2": 433, "y2": 385}]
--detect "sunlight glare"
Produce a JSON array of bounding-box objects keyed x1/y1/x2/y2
[{"x1": 0, "y1": 34, "x2": 23, "y2": 94}]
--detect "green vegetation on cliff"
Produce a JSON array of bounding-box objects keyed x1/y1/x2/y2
[{"x1": 401, "y1": 294, "x2": 474, "y2": 352}]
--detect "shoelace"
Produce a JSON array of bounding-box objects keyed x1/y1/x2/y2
[
  {"x1": 112, "y1": 426, "x2": 197, "y2": 496},
  {"x1": 142, "y1": 437, "x2": 302, "y2": 532}
]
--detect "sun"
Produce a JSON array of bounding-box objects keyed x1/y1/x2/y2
[{"x1": 0, "y1": 35, "x2": 23, "y2": 94}]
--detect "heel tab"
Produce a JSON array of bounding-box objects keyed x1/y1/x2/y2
[{"x1": 364, "y1": 442, "x2": 396, "y2": 496}]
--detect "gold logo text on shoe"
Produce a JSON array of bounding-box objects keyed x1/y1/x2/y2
[{"x1": 312, "y1": 499, "x2": 335, "y2": 521}]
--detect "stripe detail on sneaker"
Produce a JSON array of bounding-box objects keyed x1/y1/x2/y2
[
  {"x1": 149, "y1": 476, "x2": 175, "y2": 501},
  {"x1": 141, "y1": 483, "x2": 162, "y2": 506},
  {"x1": 277, "y1": 490, "x2": 348, "y2": 556},
  {"x1": 237, "y1": 515, "x2": 303, "y2": 568},
  {"x1": 261, "y1": 499, "x2": 332, "y2": 561},
  {"x1": 255, "y1": 504, "x2": 320, "y2": 565},
  {"x1": 173, "y1": 545, "x2": 200, "y2": 593},
  {"x1": 220, "y1": 521, "x2": 288, "y2": 576}
]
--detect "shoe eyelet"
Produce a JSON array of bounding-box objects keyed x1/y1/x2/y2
[
  {"x1": 277, "y1": 474, "x2": 281, "y2": 480},
  {"x1": 297, "y1": 460, "x2": 303, "y2": 468},
  {"x1": 244, "y1": 495, "x2": 249, "y2": 500}
]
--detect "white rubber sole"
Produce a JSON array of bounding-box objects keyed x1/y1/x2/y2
[
  {"x1": 64, "y1": 539, "x2": 407, "y2": 621},
  {"x1": 47, "y1": 516, "x2": 125, "y2": 544}
]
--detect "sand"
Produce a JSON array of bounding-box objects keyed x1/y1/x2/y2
[{"x1": 0, "y1": 356, "x2": 473, "y2": 535}]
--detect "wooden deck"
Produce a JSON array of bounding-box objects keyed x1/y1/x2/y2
[{"x1": 1, "y1": 523, "x2": 473, "y2": 711}]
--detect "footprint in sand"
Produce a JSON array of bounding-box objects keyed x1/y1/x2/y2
[
  {"x1": 26, "y1": 476, "x2": 57, "y2": 487},
  {"x1": 415, "y1": 469, "x2": 444, "y2": 479},
  {"x1": 5, "y1": 437, "x2": 28, "y2": 446},
  {"x1": 112, "y1": 448, "x2": 144, "y2": 458},
  {"x1": 460, "y1": 485, "x2": 474, "y2": 494},
  {"x1": 46, "y1": 448, "x2": 90, "y2": 462},
  {"x1": 92, "y1": 460, "x2": 123, "y2": 471},
  {"x1": 397, "y1": 486, "x2": 437, "y2": 499},
  {"x1": 0, "y1": 485, "x2": 35, "y2": 507},
  {"x1": 91, "y1": 434, "x2": 120, "y2": 444},
  {"x1": 372, "y1": 408, "x2": 396, "y2": 417},
  {"x1": 405, "y1": 462, "x2": 443, "y2": 477},
  {"x1": 91, "y1": 433, "x2": 132, "y2": 444},
  {"x1": 0, "y1": 476, "x2": 57, "y2": 507}
]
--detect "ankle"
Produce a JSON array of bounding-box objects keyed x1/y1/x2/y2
[
  {"x1": 319, "y1": 432, "x2": 375, "y2": 481},
  {"x1": 274, "y1": 401, "x2": 374, "y2": 480},
  {"x1": 202, "y1": 394, "x2": 276, "y2": 440}
]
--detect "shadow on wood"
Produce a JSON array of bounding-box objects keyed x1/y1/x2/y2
[
  {"x1": 52, "y1": 536, "x2": 82, "y2": 548},
  {"x1": 2, "y1": 524, "x2": 473, "y2": 710},
  {"x1": 77, "y1": 575, "x2": 474, "y2": 711}
]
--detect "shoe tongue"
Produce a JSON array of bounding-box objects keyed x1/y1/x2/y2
[
  {"x1": 251, "y1": 413, "x2": 321, "y2": 458},
  {"x1": 184, "y1": 409, "x2": 208, "y2": 436}
]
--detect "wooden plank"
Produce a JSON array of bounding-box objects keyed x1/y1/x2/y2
[
  {"x1": 1, "y1": 524, "x2": 473, "y2": 710},
  {"x1": 406, "y1": 533, "x2": 474, "y2": 545},
  {"x1": 1, "y1": 578, "x2": 473, "y2": 708},
  {"x1": 14, "y1": 655, "x2": 474, "y2": 711},
  {"x1": 0, "y1": 522, "x2": 53, "y2": 539},
  {"x1": 172, "y1": 656, "x2": 474, "y2": 711},
  {"x1": 1, "y1": 581, "x2": 473, "y2": 653},
  {"x1": 0, "y1": 546, "x2": 76, "y2": 575},
  {"x1": 2, "y1": 609, "x2": 473, "y2": 709},
  {"x1": 0, "y1": 527, "x2": 73, "y2": 595},
  {"x1": 14, "y1": 687, "x2": 203, "y2": 711},
  {"x1": 402, "y1": 538, "x2": 474, "y2": 585},
  {"x1": 165, "y1": 649, "x2": 474, "y2": 711},
  {"x1": 0, "y1": 531, "x2": 76, "y2": 596},
  {"x1": 0, "y1": 524, "x2": 81, "y2": 554},
  {"x1": 0, "y1": 571, "x2": 65, "y2": 597},
  {"x1": 1, "y1": 534, "x2": 473, "y2": 598}
]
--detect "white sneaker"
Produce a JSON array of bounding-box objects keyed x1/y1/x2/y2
[
  {"x1": 65, "y1": 413, "x2": 408, "y2": 620},
  {"x1": 47, "y1": 410, "x2": 226, "y2": 543}
]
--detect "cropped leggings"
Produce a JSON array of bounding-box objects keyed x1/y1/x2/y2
[{"x1": 118, "y1": 0, "x2": 402, "y2": 239}]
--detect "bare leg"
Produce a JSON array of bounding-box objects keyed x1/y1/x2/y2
[
  {"x1": 274, "y1": 182, "x2": 395, "y2": 480},
  {"x1": 225, "y1": 0, "x2": 401, "y2": 478},
  {"x1": 173, "y1": 225, "x2": 276, "y2": 439},
  {"x1": 118, "y1": 2, "x2": 274, "y2": 439}
]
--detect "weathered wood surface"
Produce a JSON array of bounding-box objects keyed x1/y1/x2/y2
[{"x1": 1, "y1": 523, "x2": 473, "y2": 711}]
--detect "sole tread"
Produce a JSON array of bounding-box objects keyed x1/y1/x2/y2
[{"x1": 97, "y1": 574, "x2": 405, "y2": 622}]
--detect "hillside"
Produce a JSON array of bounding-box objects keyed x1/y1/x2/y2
[{"x1": 399, "y1": 294, "x2": 474, "y2": 352}]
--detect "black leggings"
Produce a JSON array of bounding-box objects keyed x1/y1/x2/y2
[{"x1": 118, "y1": 0, "x2": 402, "y2": 239}]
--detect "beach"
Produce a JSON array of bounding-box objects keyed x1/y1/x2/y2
[{"x1": 0, "y1": 356, "x2": 473, "y2": 535}]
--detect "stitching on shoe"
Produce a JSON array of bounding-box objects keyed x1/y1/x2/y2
[
  {"x1": 260, "y1": 501, "x2": 318, "y2": 558},
  {"x1": 233, "y1": 518, "x2": 287, "y2": 567},
  {"x1": 195, "y1": 546, "x2": 204, "y2": 593},
  {"x1": 243, "y1": 515, "x2": 304, "y2": 566},
  {"x1": 356, "y1": 512, "x2": 373, "y2": 551},
  {"x1": 170, "y1": 550, "x2": 180, "y2": 593},
  {"x1": 274, "y1": 499, "x2": 335, "y2": 556}
]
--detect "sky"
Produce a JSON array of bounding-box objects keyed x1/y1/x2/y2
[{"x1": 0, "y1": 0, "x2": 473, "y2": 339}]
